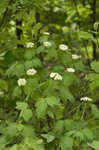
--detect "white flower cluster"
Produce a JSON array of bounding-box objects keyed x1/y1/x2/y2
[
  {"x1": 50, "y1": 72, "x2": 62, "y2": 80},
  {"x1": 43, "y1": 32, "x2": 50, "y2": 35},
  {"x1": 43, "y1": 41, "x2": 51, "y2": 47},
  {"x1": 66, "y1": 68, "x2": 75, "y2": 72},
  {"x1": 26, "y1": 68, "x2": 37, "y2": 76},
  {"x1": 80, "y1": 97, "x2": 92, "y2": 102},
  {"x1": 17, "y1": 78, "x2": 27, "y2": 86},
  {"x1": 59, "y1": 44, "x2": 68, "y2": 51},
  {"x1": 26, "y1": 42, "x2": 34, "y2": 48},
  {"x1": 17, "y1": 68, "x2": 37, "y2": 86},
  {"x1": 72, "y1": 54, "x2": 81, "y2": 60}
]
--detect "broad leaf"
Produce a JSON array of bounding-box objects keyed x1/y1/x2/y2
[
  {"x1": 35, "y1": 98, "x2": 47, "y2": 118},
  {"x1": 59, "y1": 136, "x2": 73, "y2": 150}
]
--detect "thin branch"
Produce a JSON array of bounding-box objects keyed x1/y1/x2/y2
[
  {"x1": 91, "y1": 0, "x2": 97, "y2": 59},
  {"x1": 0, "y1": 0, "x2": 13, "y2": 29},
  {"x1": 72, "y1": 0, "x2": 80, "y2": 18},
  {"x1": 35, "y1": 12, "x2": 40, "y2": 47}
]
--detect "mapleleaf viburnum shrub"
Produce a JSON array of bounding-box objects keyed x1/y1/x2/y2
[{"x1": 0, "y1": 1, "x2": 99, "y2": 150}]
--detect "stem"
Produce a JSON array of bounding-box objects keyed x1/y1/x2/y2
[
  {"x1": 80, "y1": 103, "x2": 87, "y2": 120},
  {"x1": 91, "y1": 0, "x2": 97, "y2": 59},
  {"x1": 16, "y1": 19, "x2": 23, "y2": 48},
  {"x1": 72, "y1": 0, "x2": 80, "y2": 22},
  {"x1": 0, "y1": 0, "x2": 13, "y2": 29},
  {"x1": 35, "y1": 11, "x2": 44, "y2": 62},
  {"x1": 67, "y1": 103, "x2": 82, "y2": 117},
  {"x1": 83, "y1": 41, "x2": 90, "y2": 65},
  {"x1": 35, "y1": 12, "x2": 40, "y2": 47},
  {"x1": 16, "y1": 2, "x2": 23, "y2": 48}
]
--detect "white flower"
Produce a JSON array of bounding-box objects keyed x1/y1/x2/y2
[
  {"x1": 10, "y1": 20, "x2": 15, "y2": 25},
  {"x1": 43, "y1": 41, "x2": 51, "y2": 47},
  {"x1": 43, "y1": 32, "x2": 50, "y2": 35},
  {"x1": 26, "y1": 68, "x2": 37, "y2": 76},
  {"x1": 0, "y1": 91, "x2": 4, "y2": 95},
  {"x1": 11, "y1": 27, "x2": 15, "y2": 32},
  {"x1": 17, "y1": 78, "x2": 27, "y2": 86},
  {"x1": 59, "y1": 44, "x2": 68, "y2": 51},
  {"x1": 72, "y1": 54, "x2": 81, "y2": 60},
  {"x1": 54, "y1": 74, "x2": 62, "y2": 80},
  {"x1": 66, "y1": 68, "x2": 75, "y2": 72},
  {"x1": 50, "y1": 72, "x2": 62, "y2": 80},
  {"x1": 80, "y1": 97, "x2": 92, "y2": 102},
  {"x1": 50, "y1": 72, "x2": 57, "y2": 78},
  {"x1": 53, "y1": 7, "x2": 60, "y2": 12},
  {"x1": 26, "y1": 42, "x2": 34, "y2": 48}
]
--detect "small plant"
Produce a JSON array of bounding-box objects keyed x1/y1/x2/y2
[{"x1": 0, "y1": 0, "x2": 99, "y2": 150}]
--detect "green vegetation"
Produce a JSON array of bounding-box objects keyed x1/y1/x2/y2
[{"x1": 0, "y1": 0, "x2": 99, "y2": 150}]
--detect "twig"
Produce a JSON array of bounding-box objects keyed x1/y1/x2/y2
[{"x1": 0, "y1": 0, "x2": 13, "y2": 29}]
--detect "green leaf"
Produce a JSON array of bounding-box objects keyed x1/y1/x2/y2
[
  {"x1": 82, "y1": 128, "x2": 93, "y2": 140},
  {"x1": 91, "y1": 61, "x2": 99, "y2": 73},
  {"x1": 22, "y1": 125, "x2": 35, "y2": 138},
  {"x1": 78, "y1": 31, "x2": 94, "y2": 40},
  {"x1": 59, "y1": 136, "x2": 73, "y2": 150},
  {"x1": 16, "y1": 102, "x2": 28, "y2": 110},
  {"x1": 74, "y1": 131, "x2": 84, "y2": 141},
  {"x1": 47, "y1": 110, "x2": 54, "y2": 119},
  {"x1": 85, "y1": 73, "x2": 98, "y2": 81},
  {"x1": 90, "y1": 104, "x2": 99, "y2": 119},
  {"x1": 63, "y1": 72, "x2": 74, "y2": 87},
  {"x1": 64, "y1": 88, "x2": 75, "y2": 104},
  {"x1": 32, "y1": 23, "x2": 42, "y2": 34},
  {"x1": 31, "y1": 58, "x2": 42, "y2": 67},
  {"x1": 6, "y1": 62, "x2": 18, "y2": 77},
  {"x1": 5, "y1": 122, "x2": 18, "y2": 138},
  {"x1": 9, "y1": 144, "x2": 18, "y2": 150},
  {"x1": 54, "y1": 120, "x2": 64, "y2": 134},
  {"x1": 24, "y1": 58, "x2": 42, "y2": 69},
  {"x1": 16, "y1": 102, "x2": 32, "y2": 122},
  {"x1": 12, "y1": 86, "x2": 22, "y2": 99},
  {"x1": 0, "y1": 79, "x2": 8, "y2": 91},
  {"x1": 6, "y1": 62, "x2": 25, "y2": 77},
  {"x1": 35, "y1": 98, "x2": 47, "y2": 118},
  {"x1": 24, "y1": 137, "x2": 44, "y2": 150},
  {"x1": 46, "y1": 96, "x2": 60, "y2": 107},
  {"x1": 89, "y1": 77, "x2": 99, "y2": 91},
  {"x1": 24, "y1": 78, "x2": 39, "y2": 96},
  {"x1": 41, "y1": 134, "x2": 55, "y2": 143},
  {"x1": 45, "y1": 48, "x2": 57, "y2": 60},
  {"x1": 74, "y1": 60, "x2": 85, "y2": 71},
  {"x1": 94, "y1": 22, "x2": 99, "y2": 31},
  {"x1": 64, "y1": 119, "x2": 76, "y2": 131},
  {"x1": 0, "y1": 136, "x2": 6, "y2": 149},
  {"x1": 36, "y1": 46, "x2": 45, "y2": 54},
  {"x1": 20, "y1": 109, "x2": 32, "y2": 122},
  {"x1": 85, "y1": 73, "x2": 99, "y2": 91},
  {"x1": 61, "y1": 53, "x2": 72, "y2": 65},
  {"x1": 88, "y1": 141, "x2": 99, "y2": 150},
  {"x1": 24, "y1": 49, "x2": 35, "y2": 59}
]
